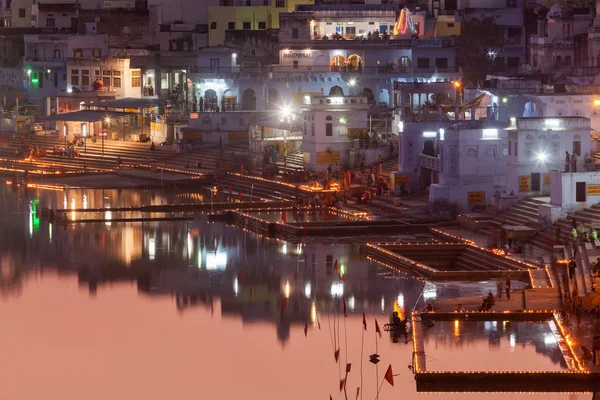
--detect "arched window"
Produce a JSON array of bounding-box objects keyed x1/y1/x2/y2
[
  {"x1": 466, "y1": 148, "x2": 477, "y2": 157},
  {"x1": 325, "y1": 116, "x2": 333, "y2": 136},
  {"x1": 485, "y1": 147, "x2": 496, "y2": 157}
]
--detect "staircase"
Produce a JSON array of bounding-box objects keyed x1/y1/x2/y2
[{"x1": 494, "y1": 198, "x2": 545, "y2": 227}]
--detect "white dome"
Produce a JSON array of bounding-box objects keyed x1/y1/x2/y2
[{"x1": 547, "y1": 4, "x2": 562, "y2": 19}]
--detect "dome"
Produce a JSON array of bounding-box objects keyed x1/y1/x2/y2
[{"x1": 547, "y1": 4, "x2": 562, "y2": 19}]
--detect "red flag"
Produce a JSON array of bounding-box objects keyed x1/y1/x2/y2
[
  {"x1": 213, "y1": 171, "x2": 217, "y2": 179},
  {"x1": 334, "y1": 260, "x2": 339, "y2": 273},
  {"x1": 384, "y1": 365, "x2": 394, "y2": 387},
  {"x1": 334, "y1": 349, "x2": 340, "y2": 362},
  {"x1": 304, "y1": 321, "x2": 308, "y2": 337},
  {"x1": 237, "y1": 192, "x2": 243, "y2": 201},
  {"x1": 339, "y1": 273, "x2": 345, "y2": 281},
  {"x1": 280, "y1": 298, "x2": 287, "y2": 318},
  {"x1": 339, "y1": 378, "x2": 345, "y2": 392},
  {"x1": 282, "y1": 212, "x2": 287, "y2": 223},
  {"x1": 173, "y1": 183, "x2": 178, "y2": 191},
  {"x1": 362, "y1": 313, "x2": 367, "y2": 331},
  {"x1": 375, "y1": 319, "x2": 382, "y2": 338},
  {"x1": 303, "y1": 224, "x2": 308, "y2": 236},
  {"x1": 343, "y1": 298, "x2": 347, "y2": 317},
  {"x1": 228, "y1": 186, "x2": 232, "y2": 194}
]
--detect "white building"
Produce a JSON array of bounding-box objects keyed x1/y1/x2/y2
[
  {"x1": 35, "y1": 2, "x2": 78, "y2": 30},
  {"x1": 506, "y1": 117, "x2": 591, "y2": 196},
  {"x1": 302, "y1": 94, "x2": 371, "y2": 171}
]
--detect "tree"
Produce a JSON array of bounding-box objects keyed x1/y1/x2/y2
[{"x1": 458, "y1": 16, "x2": 505, "y2": 85}]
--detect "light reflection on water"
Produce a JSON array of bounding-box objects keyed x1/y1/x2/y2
[{"x1": 0, "y1": 186, "x2": 590, "y2": 399}]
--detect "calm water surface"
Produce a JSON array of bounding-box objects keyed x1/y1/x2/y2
[{"x1": 0, "y1": 186, "x2": 589, "y2": 399}]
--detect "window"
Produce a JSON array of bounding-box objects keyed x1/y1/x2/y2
[
  {"x1": 102, "y1": 70, "x2": 111, "y2": 87},
  {"x1": 400, "y1": 56, "x2": 410, "y2": 68},
  {"x1": 506, "y1": 0, "x2": 517, "y2": 7},
  {"x1": 293, "y1": 60, "x2": 299, "y2": 69},
  {"x1": 228, "y1": 22, "x2": 235, "y2": 30},
  {"x1": 311, "y1": 122, "x2": 315, "y2": 137},
  {"x1": 507, "y1": 27, "x2": 521, "y2": 37},
  {"x1": 466, "y1": 148, "x2": 477, "y2": 157},
  {"x1": 210, "y1": 21, "x2": 217, "y2": 29},
  {"x1": 414, "y1": 22, "x2": 420, "y2": 34},
  {"x1": 92, "y1": 48, "x2": 101, "y2": 57},
  {"x1": 507, "y1": 57, "x2": 520, "y2": 68},
  {"x1": 292, "y1": 28, "x2": 298, "y2": 38},
  {"x1": 46, "y1": 17, "x2": 55, "y2": 27},
  {"x1": 183, "y1": 41, "x2": 188, "y2": 51},
  {"x1": 258, "y1": 21, "x2": 266, "y2": 29},
  {"x1": 94, "y1": 70, "x2": 100, "y2": 76},
  {"x1": 113, "y1": 77, "x2": 121, "y2": 88},
  {"x1": 565, "y1": 55, "x2": 572, "y2": 66},
  {"x1": 242, "y1": 21, "x2": 251, "y2": 30},
  {"x1": 508, "y1": 140, "x2": 512, "y2": 155},
  {"x1": 325, "y1": 115, "x2": 333, "y2": 136},
  {"x1": 514, "y1": 141, "x2": 518, "y2": 157},
  {"x1": 263, "y1": 0, "x2": 268, "y2": 4},
  {"x1": 525, "y1": 142, "x2": 534, "y2": 158},
  {"x1": 131, "y1": 70, "x2": 141, "y2": 87},
  {"x1": 53, "y1": 49, "x2": 60, "y2": 59},
  {"x1": 551, "y1": 140, "x2": 560, "y2": 156},
  {"x1": 417, "y1": 58, "x2": 430, "y2": 69},
  {"x1": 435, "y1": 58, "x2": 448, "y2": 69},
  {"x1": 18, "y1": 8, "x2": 25, "y2": 18},
  {"x1": 345, "y1": 26, "x2": 355, "y2": 34},
  {"x1": 71, "y1": 69, "x2": 79, "y2": 86},
  {"x1": 71, "y1": 17, "x2": 77, "y2": 30},
  {"x1": 275, "y1": 0, "x2": 284, "y2": 7},
  {"x1": 447, "y1": 22, "x2": 454, "y2": 28},
  {"x1": 81, "y1": 69, "x2": 89, "y2": 86}
]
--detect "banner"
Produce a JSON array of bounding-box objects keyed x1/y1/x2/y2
[
  {"x1": 519, "y1": 175, "x2": 531, "y2": 192},
  {"x1": 543, "y1": 173, "x2": 550, "y2": 186},
  {"x1": 468, "y1": 191, "x2": 485, "y2": 205},
  {"x1": 348, "y1": 128, "x2": 368, "y2": 140}
]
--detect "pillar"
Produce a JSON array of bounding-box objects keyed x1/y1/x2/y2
[
  {"x1": 471, "y1": 106, "x2": 476, "y2": 121},
  {"x1": 455, "y1": 106, "x2": 460, "y2": 121}
]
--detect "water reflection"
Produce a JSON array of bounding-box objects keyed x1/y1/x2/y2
[{"x1": 0, "y1": 186, "x2": 590, "y2": 400}]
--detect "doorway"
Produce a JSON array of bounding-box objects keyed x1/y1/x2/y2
[
  {"x1": 531, "y1": 173, "x2": 541, "y2": 192},
  {"x1": 576, "y1": 182, "x2": 586, "y2": 202},
  {"x1": 572, "y1": 140, "x2": 581, "y2": 157}
]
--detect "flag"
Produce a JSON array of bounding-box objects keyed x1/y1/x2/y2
[
  {"x1": 339, "y1": 273, "x2": 345, "y2": 281},
  {"x1": 173, "y1": 183, "x2": 178, "y2": 191},
  {"x1": 213, "y1": 171, "x2": 217, "y2": 179},
  {"x1": 343, "y1": 298, "x2": 347, "y2": 317},
  {"x1": 339, "y1": 378, "x2": 345, "y2": 392},
  {"x1": 280, "y1": 298, "x2": 287, "y2": 318},
  {"x1": 334, "y1": 349, "x2": 340, "y2": 362},
  {"x1": 362, "y1": 313, "x2": 367, "y2": 331},
  {"x1": 228, "y1": 186, "x2": 232, "y2": 194},
  {"x1": 237, "y1": 192, "x2": 243, "y2": 201},
  {"x1": 304, "y1": 321, "x2": 308, "y2": 337},
  {"x1": 282, "y1": 212, "x2": 287, "y2": 223},
  {"x1": 303, "y1": 224, "x2": 308, "y2": 236},
  {"x1": 375, "y1": 319, "x2": 382, "y2": 338},
  {"x1": 334, "y1": 259, "x2": 339, "y2": 273},
  {"x1": 384, "y1": 365, "x2": 394, "y2": 387}
]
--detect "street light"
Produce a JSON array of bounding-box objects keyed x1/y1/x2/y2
[
  {"x1": 103, "y1": 116, "x2": 111, "y2": 156},
  {"x1": 537, "y1": 152, "x2": 547, "y2": 162},
  {"x1": 349, "y1": 78, "x2": 356, "y2": 87}
]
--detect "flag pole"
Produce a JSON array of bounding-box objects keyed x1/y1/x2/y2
[
  {"x1": 375, "y1": 324, "x2": 379, "y2": 400},
  {"x1": 360, "y1": 324, "x2": 364, "y2": 400}
]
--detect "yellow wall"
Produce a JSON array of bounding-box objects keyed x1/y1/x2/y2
[
  {"x1": 208, "y1": 0, "x2": 314, "y2": 46},
  {"x1": 436, "y1": 18, "x2": 461, "y2": 37}
]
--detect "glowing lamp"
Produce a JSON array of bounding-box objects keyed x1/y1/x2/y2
[
  {"x1": 537, "y1": 152, "x2": 547, "y2": 162},
  {"x1": 594, "y1": 99, "x2": 600, "y2": 106},
  {"x1": 502, "y1": 97, "x2": 508, "y2": 104}
]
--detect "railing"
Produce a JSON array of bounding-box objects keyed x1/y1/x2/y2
[
  {"x1": 190, "y1": 65, "x2": 459, "y2": 75},
  {"x1": 419, "y1": 154, "x2": 440, "y2": 171}
]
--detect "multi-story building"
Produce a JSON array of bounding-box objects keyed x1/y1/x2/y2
[
  {"x1": 207, "y1": 0, "x2": 315, "y2": 47},
  {"x1": 528, "y1": 5, "x2": 593, "y2": 75},
  {"x1": 1, "y1": 0, "x2": 12, "y2": 27},
  {"x1": 35, "y1": 2, "x2": 78, "y2": 30}
]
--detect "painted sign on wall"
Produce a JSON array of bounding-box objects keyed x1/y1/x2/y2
[
  {"x1": 468, "y1": 191, "x2": 485, "y2": 205},
  {"x1": 317, "y1": 151, "x2": 341, "y2": 165},
  {"x1": 519, "y1": 175, "x2": 531, "y2": 192},
  {"x1": 587, "y1": 184, "x2": 600, "y2": 195}
]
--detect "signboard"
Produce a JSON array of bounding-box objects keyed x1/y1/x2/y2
[
  {"x1": 519, "y1": 175, "x2": 531, "y2": 192},
  {"x1": 303, "y1": 152, "x2": 311, "y2": 164},
  {"x1": 228, "y1": 131, "x2": 247, "y2": 143},
  {"x1": 543, "y1": 173, "x2": 550, "y2": 186},
  {"x1": 348, "y1": 128, "x2": 368, "y2": 140},
  {"x1": 150, "y1": 122, "x2": 165, "y2": 138},
  {"x1": 282, "y1": 51, "x2": 312, "y2": 59},
  {"x1": 588, "y1": 184, "x2": 600, "y2": 195},
  {"x1": 103, "y1": 0, "x2": 134, "y2": 8},
  {"x1": 468, "y1": 191, "x2": 485, "y2": 205},
  {"x1": 317, "y1": 151, "x2": 341, "y2": 165},
  {"x1": 189, "y1": 113, "x2": 199, "y2": 119}
]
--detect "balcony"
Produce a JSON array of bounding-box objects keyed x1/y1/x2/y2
[
  {"x1": 189, "y1": 65, "x2": 459, "y2": 77},
  {"x1": 419, "y1": 153, "x2": 440, "y2": 171}
]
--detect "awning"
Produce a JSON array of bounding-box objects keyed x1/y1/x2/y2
[
  {"x1": 41, "y1": 110, "x2": 135, "y2": 122},
  {"x1": 91, "y1": 97, "x2": 168, "y2": 109}
]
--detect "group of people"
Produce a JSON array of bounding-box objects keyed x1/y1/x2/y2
[{"x1": 570, "y1": 219, "x2": 598, "y2": 243}]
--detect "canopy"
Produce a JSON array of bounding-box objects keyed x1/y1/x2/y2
[{"x1": 41, "y1": 110, "x2": 135, "y2": 122}]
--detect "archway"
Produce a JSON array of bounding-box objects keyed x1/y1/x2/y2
[
  {"x1": 347, "y1": 54, "x2": 364, "y2": 72},
  {"x1": 242, "y1": 88, "x2": 256, "y2": 111},
  {"x1": 362, "y1": 88, "x2": 374, "y2": 103},
  {"x1": 315, "y1": 54, "x2": 328, "y2": 66},
  {"x1": 555, "y1": 55, "x2": 563, "y2": 68},
  {"x1": 329, "y1": 86, "x2": 344, "y2": 96},
  {"x1": 330, "y1": 55, "x2": 346, "y2": 72},
  {"x1": 203, "y1": 89, "x2": 218, "y2": 111},
  {"x1": 222, "y1": 88, "x2": 238, "y2": 111},
  {"x1": 267, "y1": 88, "x2": 279, "y2": 110},
  {"x1": 378, "y1": 88, "x2": 390, "y2": 106},
  {"x1": 423, "y1": 140, "x2": 435, "y2": 156}
]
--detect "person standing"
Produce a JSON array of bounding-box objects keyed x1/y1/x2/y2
[
  {"x1": 568, "y1": 259, "x2": 577, "y2": 281},
  {"x1": 497, "y1": 278, "x2": 504, "y2": 300},
  {"x1": 505, "y1": 276, "x2": 512, "y2": 300},
  {"x1": 565, "y1": 151, "x2": 571, "y2": 172},
  {"x1": 571, "y1": 151, "x2": 578, "y2": 172},
  {"x1": 507, "y1": 230, "x2": 514, "y2": 249}
]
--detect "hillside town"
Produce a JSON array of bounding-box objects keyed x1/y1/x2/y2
[{"x1": 2, "y1": 0, "x2": 600, "y2": 398}]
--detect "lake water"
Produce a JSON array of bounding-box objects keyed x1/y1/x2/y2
[{"x1": 0, "y1": 185, "x2": 590, "y2": 399}]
